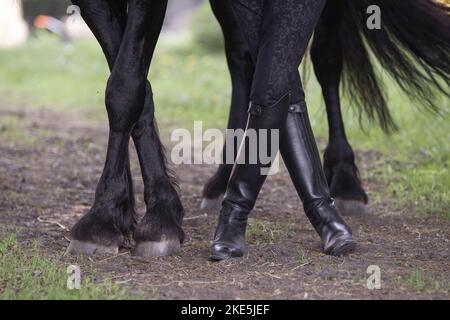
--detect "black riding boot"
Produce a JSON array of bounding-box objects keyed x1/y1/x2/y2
[
  {"x1": 211, "y1": 94, "x2": 290, "y2": 261},
  {"x1": 281, "y1": 102, "x2": 356, "y2": 256}
]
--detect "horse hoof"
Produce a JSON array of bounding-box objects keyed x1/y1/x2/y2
[
  {"x1": 335, "y1": 198, "x2": 369, "y2": 216},
  {"x1": 65, "y1": 240, "x2": 119, "y2": 256},
  {"x1": 200, "y1": 197, "x2": 222, "y2": 211},
  {"x1": 133, "y1": 238, "x2": 181, "y2": 258}
]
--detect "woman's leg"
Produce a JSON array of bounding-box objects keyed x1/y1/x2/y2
[
  {"x1": 212, "y1": 0, "x2": 355, "y2": 260},
  {"x1": 281, "y1": 74, "x2": 356, "y2": 256}
]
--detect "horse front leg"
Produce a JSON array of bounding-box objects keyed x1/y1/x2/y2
[
  {"x1": 68, "y1": 0, "x2": 183, "y2": 256},
  {"x1": 311, "y1": 2, "x2": 368, "y2": 216},
  {"x1": 131, "y1": 86, "x2": 185, "y2": 257},
  {"x1": 201, "y1": 0, "x2": 253, "y2": 211}
]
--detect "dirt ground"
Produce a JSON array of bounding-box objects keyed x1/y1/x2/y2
[{"x1": 0, "y1": 106, "x2": 448, "y2": 299}]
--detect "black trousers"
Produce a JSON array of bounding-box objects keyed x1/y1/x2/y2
[{"x1": 230, "y1": 0, "x2": 326, "y2": 106}]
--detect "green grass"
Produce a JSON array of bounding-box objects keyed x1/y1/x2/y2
[
  {"x1": 0, "y1": 115, "x2": 38, "y2": 145},
  {"x1": 0, "y1": 32, "x2": 448, "y2": 218},
  {"x1": 0, "y1": 232, "x2": 132, "y2": 299},
  {"x1": 404, "y1": 268, "x2": 446, "y2": 294},
  {"x1": 296, "y1": 249, "x2": 310, "y2": 265},
  {"x1": 0, "y1": 114, "x2": 54, "y2": 146},
  {"x1": 246, "y1": 218, "x2": 290, "y2": 245},
  {"x1": 407, "y1": 269, "x2": 427, "y2": 292}
]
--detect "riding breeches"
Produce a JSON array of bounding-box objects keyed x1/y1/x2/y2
[{"x1": 230, "y1": 0, "x2": 326, "y2": 106}]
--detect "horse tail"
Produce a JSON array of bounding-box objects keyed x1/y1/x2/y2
[{"x1": 338, "y1": 0, "x2": 450, "y2": 133}]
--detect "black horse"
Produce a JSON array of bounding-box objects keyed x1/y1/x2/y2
[
  {"x1": 66, "y1": 0, "x2": 185, "y2": 257},
  {"x1": 66, "y1": 0, "x2": 449, "y2": 258},
  {"x1": 201, "y1": 0, "x2": 450, "y2": 216}
]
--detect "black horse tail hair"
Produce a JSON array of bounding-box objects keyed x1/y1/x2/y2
[{"x1": 339, "y1": 0, "x2": 450, "y2": 133}]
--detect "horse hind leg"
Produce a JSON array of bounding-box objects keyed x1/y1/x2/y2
[
  {"x1": 311, "y1": 4, "x2": 368, "y2": 216},
  {"x1": 201, "y1": 0, "x2": 253, "y2": 211}
]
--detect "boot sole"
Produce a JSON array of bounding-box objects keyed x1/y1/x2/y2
[
  {"x1": 325, "y1": 238, "x2": 357, "y2": 257},
  {"x1": 209, "y1": 248, "x2": 244, "y2": 261}
]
